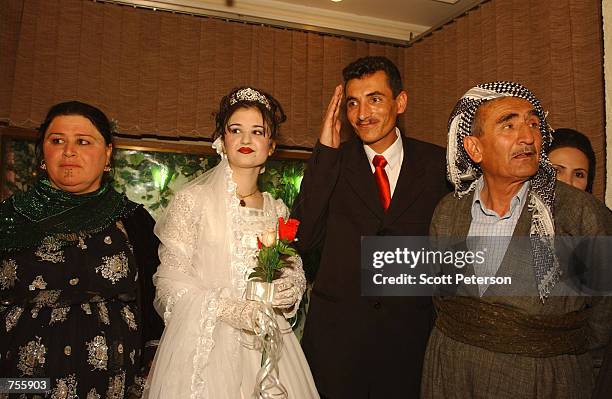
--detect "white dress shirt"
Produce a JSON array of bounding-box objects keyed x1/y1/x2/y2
[{"x1": 363, "y1": 128, "x2": 404, "y2": 197}]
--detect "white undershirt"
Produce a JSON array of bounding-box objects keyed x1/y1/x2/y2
[{"x1": 363, "y1": 127, "x2": 404, "y2": 197}]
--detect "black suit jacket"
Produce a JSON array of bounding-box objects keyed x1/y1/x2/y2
[{"x1": 292, "y1": 134, "x2": 450, "y2": 398}]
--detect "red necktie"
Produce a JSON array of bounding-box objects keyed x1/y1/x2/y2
[{"x1": 372, "y1": 155, "x2": 391, "y2": 211}]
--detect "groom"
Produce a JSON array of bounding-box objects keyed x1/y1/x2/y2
[{"x1": 292, "y1": 56, "x2": 449, "y2": 398}]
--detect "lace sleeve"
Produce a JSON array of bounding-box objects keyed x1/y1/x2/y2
[
  {"x1": 216, "y1": 297, "x2": 262, "y2": 331},
  {"x1": 153, "y1": 190, "x2": 199, "y2": 324},
  {"x1": 278, "y1": 255, "x2": 307, "y2": 319}
]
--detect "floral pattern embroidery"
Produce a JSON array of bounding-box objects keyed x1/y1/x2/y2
[
  {"x1": 86, "y1": 335, "x2": 108, "y2": 370},
  {"x1": 31, "y1": 290, "x2": 61, "y2": 318},
  {"x1": 81, "y1": 303, "x2": 92, "y2": 315},
  {"x1": 32, "y1": 290, "x2": 61, "y2": 306},
  {"x1": 95, "y1": 252, "x2": 129, "y2": 284},
  {"x1": 49, "y1": 306, "x2": 70, "y2": 325},
  {"x1": 34, "y1": 236, "x2": 65, "y2": 263},
  {"x1": 105, "y1": 371, "x2": 126, "y2": 399},
  {"x1": 17, "y1": 336, "x2": 46, "y2": 376},
  {"x1": 120, "y1": 305, "x2": 137, "y2": 330},
  {"x1": 28, "y1": 275, "x2": 47, "y2": 291},
  {"x1": 51, "y1": 374, "x2": 77, "y2": 399},
  {"x1": 86, "y1": 388, "x2": 101, "y2": 399},
  {"x1": 129, "y1": 375, "x2": 146, "y2": 397},
  {"x1": 76, "y1": 235, "x2": 88, "y2": 250},
  {"x1": 129, "y1": 349, "x2": 136, "y2": 365},
  {"x1": 97, "y1": 302, "x2": 110, "y2": 325},
  {"x1": 0, "y1": 259, "x2": 18, "y2": 290},
  {"x1": 6, "y1": 306, "x2": 23, "y2": 332},
  {"x1": 2, "y1": 220, "x2": 154, "y2": 396}
]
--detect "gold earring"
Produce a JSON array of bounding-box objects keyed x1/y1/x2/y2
[
  {"x1": 104, "y1": 164, "x2": 111, "y2": 172},
  {"x1": 40, "y1": 161, "x2": 47, "y2": 170}
]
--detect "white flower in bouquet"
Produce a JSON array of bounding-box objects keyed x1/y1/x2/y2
[{"x1": 260, "y1": 228, "x2": 277, "y2": 247}]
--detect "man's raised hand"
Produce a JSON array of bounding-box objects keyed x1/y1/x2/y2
[{"x1": 319, "y1": 85, "x2": 343, "y2": 149}]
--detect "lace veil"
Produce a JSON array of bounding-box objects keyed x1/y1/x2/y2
[{"x1": 144, "y1": 138, "x2": 244, "y2": 399}]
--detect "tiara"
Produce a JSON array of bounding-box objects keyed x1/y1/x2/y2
[{"x1": 229, "y1": 87, "x2": 271, "y2": 110}]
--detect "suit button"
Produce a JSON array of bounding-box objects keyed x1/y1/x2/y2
[{"x1": 374, "y1": 302, "x2": 381, "y2": 309}]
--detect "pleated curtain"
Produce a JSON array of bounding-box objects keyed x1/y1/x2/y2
[{"x1": 0, "y1": 0, "x2": 605, "y2": 197}]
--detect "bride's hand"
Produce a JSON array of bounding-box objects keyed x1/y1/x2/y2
[
  {"x1": 272, "y1": 279, "x2": 301, "y2": 309},
  {"x1": 217, "y1": 298, "x2": 266, "y2": 332}
]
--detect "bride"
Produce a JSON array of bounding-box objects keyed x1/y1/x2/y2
[{"x1": 144, "y1": 87, "x2": 319, "y2": 398}]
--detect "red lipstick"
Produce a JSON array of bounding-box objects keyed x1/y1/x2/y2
[{"x1": 238, "y1": 147, "x2": 254, "y2": 154}]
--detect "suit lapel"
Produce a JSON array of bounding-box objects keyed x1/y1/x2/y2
[
  {"x1": 345, "y1": 139, "x2": 385, "y2": 219},
  {"x1": 384, "y1": 137, "x2": 427, "y2": 225}
]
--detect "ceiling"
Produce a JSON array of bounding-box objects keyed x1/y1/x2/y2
[
  {"x1": 272, "y1": 0, "x2": 482, "y2": 29},
  {"x1": 121, "y1": 0, "x2": 483, "y2": 42}
]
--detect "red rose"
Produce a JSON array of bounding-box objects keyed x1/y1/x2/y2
[
  {"x1": 278, "y1": 217, "x2": 300, "y2": 242},
  {"x1": 257, "y1": 236, "x2": 263, "y2": 249}
]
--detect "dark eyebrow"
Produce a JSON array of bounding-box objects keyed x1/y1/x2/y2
[
  {"x1": 47, "y1": 132, "x2": 95, "y2": 137},
  {"x1": 496, "y1": 112, "x2": 518, "y2": 125},
  {"x1": 495, "y1": 108, "x2": 538, "y2": 125},
  {"x1": 228, "y1": 123, "x2": 265, "y2": 129},
  {"x1": 345, "y1": 91, "x2": 386, "y2": 102}
]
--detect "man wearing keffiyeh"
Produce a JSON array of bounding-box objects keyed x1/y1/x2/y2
[{"x1": 421, "y1": 82, "x2": 612, "y2": 399}]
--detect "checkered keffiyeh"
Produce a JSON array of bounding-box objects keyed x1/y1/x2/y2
[{"x1": 447, "y1": 81, "x2": 559, "y2": 301}]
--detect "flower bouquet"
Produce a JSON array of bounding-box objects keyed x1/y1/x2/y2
[
  {"x1": 245, "y1": 217, "x2": 299, "y2": 399},
  {"x1": 250, "y1": 217, "x2": 299, "y2": 281}
]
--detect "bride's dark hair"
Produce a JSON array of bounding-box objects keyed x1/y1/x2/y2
[{"x1": 213, "y1": 86, "x2": 286, "y2": 140}]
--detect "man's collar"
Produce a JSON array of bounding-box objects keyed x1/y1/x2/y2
[
  {"x1": 363, "y1": 127, "x2": 403, "y2": 169},
  {"x1": 472, "y1": 177, "x2": 530, "y2": 218}
]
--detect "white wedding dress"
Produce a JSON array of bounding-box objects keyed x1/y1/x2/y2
[{"x1": 143, "y1": 155, "x2": 319, "y2": 399}]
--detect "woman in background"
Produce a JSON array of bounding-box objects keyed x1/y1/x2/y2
[
  {"x1": 548, "y1": 128, "x2": 596, "y2": 192},
  {"x1": 0, "y1": 101, "x2": 163, "y2": 398},
  {"x1": 547, "y1": 129, "x2": 611, "y2": 399}
]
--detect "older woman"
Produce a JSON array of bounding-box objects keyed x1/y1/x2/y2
[
  {"x1": 145, "y1": 87, "x2": 318, "y2": 398},
  {"x1": 0, "y1": 101, "x2": 163, "y2": 398},
  {"x1": 548, "y1": 128, "x2": 596, "y2": 193}
]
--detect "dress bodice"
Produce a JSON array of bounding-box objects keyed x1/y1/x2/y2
[{"x1": 231, "y1": 193, "x2": 288, "y2": 296}]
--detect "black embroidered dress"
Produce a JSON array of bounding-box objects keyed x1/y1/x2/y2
[{"x1": 0, "y1": 180, "x2": 163, "y2": 399}]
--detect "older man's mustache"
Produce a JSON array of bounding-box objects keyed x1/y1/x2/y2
[{"x1": 511, "y1": 146, "x2": 538, "y2": 158}]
